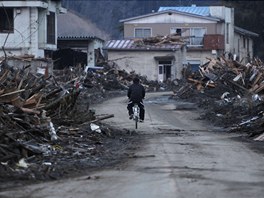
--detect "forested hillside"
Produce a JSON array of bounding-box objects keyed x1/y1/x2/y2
[{"x1": 61, "y1": 0, "x2": 264, "y2": 59}]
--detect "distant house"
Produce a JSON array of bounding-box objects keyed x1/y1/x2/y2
[
  {"x1": 55, "y1": 10, "x2": 109, "y2": 69},
  {"x1": 105, "y1": 39, "x2": 186, "y2": 82},
  {"x1": 120, "y1": 5, "x2": 258, "y2": 70},
  {"x1": 0, "y1": 0, "x2": 66, "y2": 58}
]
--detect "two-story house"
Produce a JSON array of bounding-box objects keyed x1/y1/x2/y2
[
  {"x1": 120, "y1": 5, "x2": 258, "y2": 71},
  {"x1": 0, "y1": 0, "x2": 66, "y2": 58}
]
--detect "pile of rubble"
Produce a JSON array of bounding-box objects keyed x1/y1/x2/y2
[
  {"x1": 0, "y1": 60, "x2": 92, "y2": 177},
  {"x1": 133, "y1": 33, "x2": 188, "y2": 46},
  {"x1": 54, "y1": 61, "x2": 167, "y2": 92},
  {"x1": 0, "y1": 57, "x2": 165, "y2": 185},
  {"x1": 173, "y1": 56, "x2": 264, "y2": 141}
]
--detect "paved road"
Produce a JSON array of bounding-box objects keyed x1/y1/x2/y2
[{"x1": 1, "y1": 92, "x2": 264, "y2": 198}]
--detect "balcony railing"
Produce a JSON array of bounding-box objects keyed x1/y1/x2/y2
[{"x1": 203, "y1": 34, "x2": 225, "y2": 50}]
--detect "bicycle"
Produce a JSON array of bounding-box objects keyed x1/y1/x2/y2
[{"x1": 132, "y1": 103, "x2": 140, "y2": 129}]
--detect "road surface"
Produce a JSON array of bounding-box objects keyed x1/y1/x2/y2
[{"x1": 0, "y1": 91, "x2": 264, "y2": 198}]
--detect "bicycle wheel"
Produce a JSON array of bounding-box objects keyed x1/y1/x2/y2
[{"x1": 135, "y1": 116, "x2": 138, "y2": 129}]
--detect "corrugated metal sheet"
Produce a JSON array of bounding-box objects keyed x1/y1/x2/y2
[
  {"x1": 58, "y1": 36, "x2": 102, "y2": 41},
  {"x1": 158, "y1": 6, "x2": 210, "y2": 17},
  {"x1": 105, "y1": 39, "x2": 183, "y2": 51}
]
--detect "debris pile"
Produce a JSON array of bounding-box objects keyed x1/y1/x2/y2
[
  {"x1": 173, "y1": 56, "x2": 264, "y2": 141},
  {"x1": 54, "y1": 61, "x2": 166, "y2": 92},
  {"x1": 133, "y1": 33, "x2": 188, "y2": 46},
  {"x1": 0, "y1": 61, "x2": 97, "y2": 177},
  {"x1": 0, "y1": 58, "x2": 151, "y2": 184}
]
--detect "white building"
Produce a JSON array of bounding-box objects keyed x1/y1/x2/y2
[
  {"x1": 105, "y1": 39, "x2": 186, "y2": 82},
  {"x1": 0, "y1": 0, "x2": 66, "y2": 58},
  {"x1": 120, "y1": 5, "x2": 258, "y2": 69}
]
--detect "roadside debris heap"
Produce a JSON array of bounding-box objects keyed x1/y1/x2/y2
[
  {"x1": 173, "y1": 56, "x2": 264, "y2": 141},
  {"x1": 54, "y1": 61, "x2": 165, "y2": 92},
  {"x1": 0, "y1": 61, "x2": 85, "y2": 165},
  {"x1": 0, "y1": 57, "x2": 160, "y2": 182}
]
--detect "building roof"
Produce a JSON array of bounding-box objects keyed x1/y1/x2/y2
[
  {"x1": 120, "y1": 9, "x2": 220, "y2": 23},
  {"x1": 158, "y1": 6, "x2": 210, "y2": 16},
  {"x1": 234, "y1": 26, "x2": 259, "y2": 37},
  {"x1": 58, "y1": 35, "x2": 103, "y2": 41},
  {"x1": 57, "y1": 10, "x2": 109, "y2": 41},
  {"x1": 104, "y1": 39, "x2": 183, "y2": 51}
]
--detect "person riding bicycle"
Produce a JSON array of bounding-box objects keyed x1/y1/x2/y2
[{"x1": 127, "y1": 77, "x2": 145, "y2": 122}]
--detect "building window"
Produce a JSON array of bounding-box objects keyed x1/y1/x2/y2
[
  {"x1": 47, "y1": 12, "x2": 55, "y2": 44},
  {"x1": 159, "y1": 65, "x2": 163, "y2": 74},
  {"x1": 190, "y1": 28, "x2": 206, "y2": 46},
  {"x1": 0, "y1": 8, "x2": 14, "y2": 33},
  {"x1": 247, "y1": 38, "x2": 249, "y2": 52},
  {"x1": 226, "y1": 23, "x2": 229, "y2": 44},
  {"x1": 135, "y1": 28, "x2": 151, "y2": 38},
  {"x1": 187, "y1": 60, "x2": 201, "y2": 71},
  {"x1": 170, "y1": 28, "x2": 182, "y2": 36}
]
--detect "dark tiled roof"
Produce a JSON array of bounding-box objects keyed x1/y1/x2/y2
[
  {"x1": 57, "y1": 36, "x2": 103, "y2": 41},
  {"x1": 57, "y1": 10, "x2": 109, "y2": 41},
  {"x1": 234, "y1": 26, "x2": 259, "y2": 37}
]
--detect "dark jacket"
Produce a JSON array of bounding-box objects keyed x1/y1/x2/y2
[{"x1": 127, "y1": 83, "x2": 145, "y2": 102}]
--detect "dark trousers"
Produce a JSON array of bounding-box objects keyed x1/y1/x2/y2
[{"x1": 127, "y1": 101, "x2": 145, "y2": 120}]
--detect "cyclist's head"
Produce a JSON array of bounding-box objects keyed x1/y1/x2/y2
[{"x1": 133, "y1": 77, "x2": 140, "y2": 84}]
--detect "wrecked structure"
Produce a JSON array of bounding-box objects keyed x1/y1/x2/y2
[
  {"x1": 121, "y1": 5, "x2": 259, "y2": 69},
  {"x1": 0, "y1": 0, "x2": 66, "y2": 58},
  {"x1": 173, "y1": 55, "x2": 264, "y2": 141},
  {"x1": 0, "y1": 52, "x2": 165, "y2": 182},
  {"x1": 105, "y1": 34, "x2": 187, "y2": 82}
]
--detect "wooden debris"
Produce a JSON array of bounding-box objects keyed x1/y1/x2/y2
[{"x1": 0, "y1": 62, "x2": 85, "y2": 163}]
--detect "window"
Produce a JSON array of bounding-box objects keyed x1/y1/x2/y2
[
  {"x1": 135, "y1": 28, "x2": 151, "y2": 38},
  {"x1": 226, "y1": 23, "x2": 229, "y2": 44},
  {"x1": 247, "y1": 38, "x2": 249, "y2": 52},
  {"x1": 190, "y1": 28, "x2": 206, "y2": 46},
  {"x1": 159, "y1": 66, "x2": 163, "y2": 74},
  {"x1": 187, "y1": 60, "x2": 201, "y2": 71},
  {"x1": 172, "y1": 27, "x2": 206, "y2": 46},
  {"x1": 0, "y1": 8, "x2": 14, "y2": 33},
  {"x1": 47, "y1": 12, "x2": 55, "y2": 44},
  {"x1": 170, "y1": 28, "x2": 182, "y2": 36}
]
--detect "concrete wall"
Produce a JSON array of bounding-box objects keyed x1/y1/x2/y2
[
  {"x1": 6, "y1": 58, "x2": 53, "y2": 76},
  {"x1": 186, "y1": 50, "x2": 218, "y2": 65},
  {"x1": 124, "y1": 12, "x2": 218, "y2": 24},
  {"x1": 122, "y1": 6, "x2": 253, "y2": 67},
  {"x1": 234, "y1": 32, "x2": 254, "y2": 63},
  {"x1": 38, "y1": 0, "x2": 60, "y2": 53},
  {"x1": 0, "y1": 7, "x2": 32, "y2": 56},
  {"x1": 107, "y1": 49, "x2": 185, "y2": 81},
  {"x1": 209, "y1": 6, "x2": 234, "y2": 54},
  {"x1": 124, "y1": 23, "x2": 219, "y2": 39},
  {"x1": 0, "y1": 0, "x2": 62, "y2": 58},
  {"x1": 87, "y1": 39, "x2": 104, "y2": 67}
]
